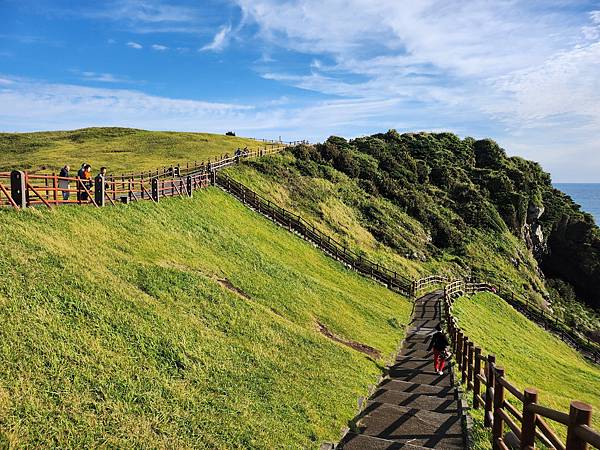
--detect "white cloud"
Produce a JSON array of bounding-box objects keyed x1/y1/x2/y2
[
  {"x1": 0, "y1": 79, "x2": 255, "y2": 132},
  {"x1": 90, "y1": 0, "x2": 201, "y2": 24},
  {"x1": 80, "y1": 71, "x2": 130, "y2": 83},
  {"x1": 200, "y1": 25, "x2": 232, "y2": 52},
  {"x1": 127, "y1": 41, "x2": 143, "y2": 49},
  {"x1": 151, "y1": 44, "x2": 168, "y2": 51},
  {"x1": 234, "y1": 0, "x2": 600, "y2": 181}
]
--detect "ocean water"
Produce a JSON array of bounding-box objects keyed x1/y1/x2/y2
[{"x1": 554, "y1": 183, "x2": 600, "y2": 225}]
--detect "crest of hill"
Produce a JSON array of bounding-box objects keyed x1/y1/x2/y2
[{"x1": 0, "y1": 127, "x2": 261, "y2": 174}]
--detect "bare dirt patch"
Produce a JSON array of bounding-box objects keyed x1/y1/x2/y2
[
  {"x1": 217, "y1": 278, "x2": 251, "y2": 300},
  {"x1": 316, "y1": 321, "x2": 381, "y2": 359}
]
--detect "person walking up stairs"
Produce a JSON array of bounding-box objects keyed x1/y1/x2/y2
[{"x1": 339, "y1": 291, "x2": 465, "y2": 449}]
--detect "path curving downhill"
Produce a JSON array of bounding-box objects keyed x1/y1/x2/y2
[{"x1": 339, "y1": 291, "x2": 465, "y2": 449}]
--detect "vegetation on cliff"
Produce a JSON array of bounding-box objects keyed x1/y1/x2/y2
[{"x1": 225, "y1": 131, "x2": 600, "y2": 335}]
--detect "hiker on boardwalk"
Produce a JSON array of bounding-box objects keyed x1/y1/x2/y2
[
  {"x1": 427, "y1": 324, "x2": 449, "y2": 375},
  {"x1": 79, "y1": 164, "x2": 92, "y2": 201},
  {"x1": 58, "y1": 165, "x2": 70, "y2": 201}
]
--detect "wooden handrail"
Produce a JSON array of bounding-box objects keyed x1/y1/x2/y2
[{"x1": 430, "y1": 276, "x2": 600, "y2": 450}]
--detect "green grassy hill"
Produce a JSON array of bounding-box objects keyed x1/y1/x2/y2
[
  {"x1": 223, "y1": 137, "x2": 600, "y2": 335},
  {"x1": 223, "y1": 153, "x2": 546, "y2": 303},
  {"x1": 452, "y1": 292, "x2": 600, "y2": 448},
  {"x1": 0, "y1": 188, "x2": 410, "y2": 448},
  {"x1": 0, "y1": 127, "x2": 262, "y2": 174},
  {"x1": 1, "y1": 128, "x2": 598, "y2": 448}
]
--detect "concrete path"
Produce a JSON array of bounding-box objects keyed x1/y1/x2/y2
[{"x1": 339, "y1": 291, "x2": 465, "y2": 449}]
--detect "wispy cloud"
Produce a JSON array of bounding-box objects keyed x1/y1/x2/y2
[
  {"x1": 80, "y1": 71, "x2": 130, "y2": 83},
  {"x1": 127, "y1": 41, "x2": 143, "y2": 49},
  {"x1": 151, "y1": 44, "x2": 168, "y2": 51},
  {"x1": 88, "y1": 0, "x2": 201, "y2": 24},
  {"x1": 0, "y1": 78, "x2": 254, "y2": 132},
  {"x1": 200, "y1": 25, "x2": 232, "y2": 52},
  {"x1": 234, "y1": 0, "x2": 600, "y2": 181},
  {"x1": 78, "y1": 0, "x2": 207, "y2": 35}
]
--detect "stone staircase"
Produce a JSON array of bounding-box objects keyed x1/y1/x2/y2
[{"x1": 338, "y1": 292, "x2": 465, "y2": 449}]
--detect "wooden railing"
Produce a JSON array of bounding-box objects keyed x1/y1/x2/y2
[
  {"x1": 421, "y1": 277, "x2": 600, "y2": 365},
  {"x1": 0, "y1": 144, "x2": 287, "y2": 209},
  {"x1": 215, "y1": 172, "x2": 413, "y2": 297},
  {"x1": 411, "y1": 274, "x2": 452, "y2": 296},
  {"x1": 434, "y1": 279, "x2": 600, "y2": 450}
]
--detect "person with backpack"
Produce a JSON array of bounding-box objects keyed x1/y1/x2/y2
[
  {"x1": 427, "y1": 324, "x2": 450, "y2": 375},
  {"x1": 80, "y1": 164, "x2": 92, "y2": 201},
  {"x1": 58, "y1": 165, "x2": 70, "y2": 201}
]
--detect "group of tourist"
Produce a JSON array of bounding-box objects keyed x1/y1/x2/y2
[{"x1": 58, "y1": 163, "x2": 107, "y2": 201}]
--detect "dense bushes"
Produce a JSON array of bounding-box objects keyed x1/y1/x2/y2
[{"x1": 289, "y1": 131, "x2": 600, "y2": 311}]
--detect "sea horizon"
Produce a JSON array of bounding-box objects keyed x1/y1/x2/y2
[{"x1": 554, "y1": 183, "x2": 600, "y2": 225}]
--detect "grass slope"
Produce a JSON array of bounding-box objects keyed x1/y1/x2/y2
[
  {"x1": 0, "y1": 188, "x2": 411, "y2": 448},
  {"x1": 452, "y1": 293, "x2": 600, "y2": 447},
  {"x1": 224, "y1": 155, "x2": 546, "y2": 301},
  {"x1": 0, "y1": 127, "x2": 261, "y2": 174}
]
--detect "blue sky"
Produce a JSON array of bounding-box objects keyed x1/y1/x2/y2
[{"x1": 1, "y1": 0, "x2": 600, "y2": 182}]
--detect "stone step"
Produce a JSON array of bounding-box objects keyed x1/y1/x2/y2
[
  {"x1": 404, "y1": 333, "x2": 433, "y2": 341},
  {"x1": 387, "y1": 370, "x2": 452, "y2": 387},
  {"x1": 354, "y1": 402, "x2": 464, "y2": 448},
  {"x1": 410, "y1": 319, "x2": 441, "y2": 328},
  {"x1": 401, "y1": 342, "x2": 430, "y2": 351},
  {"x1": 378, "y1": 379, "x2": 456, "y2": 397},
  {"x1": 391, "y1": 358, "x2": 434, "y2": 370},
  {"x1": 338, "y1": 432, "x2": 433, "y2": 450},
  {"x1": 398, "y1": 348, "x2": 434, "y2": 359},
  {"x1": 369, "y1": 388, "x2": 459, "y2": 413}
]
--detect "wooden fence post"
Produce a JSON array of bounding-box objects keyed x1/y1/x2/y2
[
  {"x1": 94, "y1": 175, "x2": 105, "y2": 207},
  {"x1": 565, "y1": 401, "x2": 592, "y2": 450},
  {"x1": 52, "y1": 173, "x2": 58, "y2": 205},
  {"x1": 456, "y1": 332, "x2": 463, "y2": 370},
  {"x1": 151, "y1": 178, "x2": 160, "y2": 202},
  {"x1": 10, "y1": 170, "x2": 27, "y2": 208},
  {"x1": 186, "y1": 176, "x2": 193, "y2": 196},
  {"x1": 462, "y1": 337, "x2": 469, "y2": 384},
  {"x1": 473, "y1": 347, "x2": 482, "y2": 409},
  {"x1": 492, "y1": 366, "x2": 505, "y2": 450},
  {"x1": 485, "y1": 354, "x2": 496, "y2": 427},
  {"x1": 520, "y1": 388, "x2": 538, "y2": 450},
  {"x1": 467, "y1": 341, "x2": 474, "y2": 389}
]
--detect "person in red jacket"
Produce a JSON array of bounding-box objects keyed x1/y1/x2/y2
[{"x1": 427, "y1": 324, "x2": 449, "y2": 375}]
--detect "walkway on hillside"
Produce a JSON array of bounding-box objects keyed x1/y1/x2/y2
[{"x1": 339, "y1": 292, "x2": 465, "y2": 450}]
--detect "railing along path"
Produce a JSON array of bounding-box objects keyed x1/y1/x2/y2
[
  {"x1": 215, "y1": 172, "x2": 413, "y2": 297},
  {"x1": 414, "y1": 277, "x2": 600, "y2": 450},
  {"x1": 0, "y1": 141, "x2": 301, "y2": 209}
]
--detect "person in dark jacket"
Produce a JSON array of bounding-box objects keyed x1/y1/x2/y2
[
  {"x1": 58, "y1": 165, "x2": 70, "y2": 201},
  {"x1": 427, "y1": 324, "x2": 449, "y2": 375}
]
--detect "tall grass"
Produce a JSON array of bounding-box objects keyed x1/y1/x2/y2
[{"x1": 0, "y1": 188, "x2": 411, "y2": 448}]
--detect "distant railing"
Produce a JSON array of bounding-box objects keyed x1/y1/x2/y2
[
  {"x1": 440, "y1": 280, "x2": 600, "y2": 450},
  {"x1": 0, "y1": 144, "x2": 288, "y2": 209},
  {"x1": 411, "y1": 274, "x2": 452, "y2": 296},
  {"x1": 413, "y1": 274, "x2": 600, "y2": 364},
  {"x1": 215, "y1": 172, "x2": 413, "y2": 297}
]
